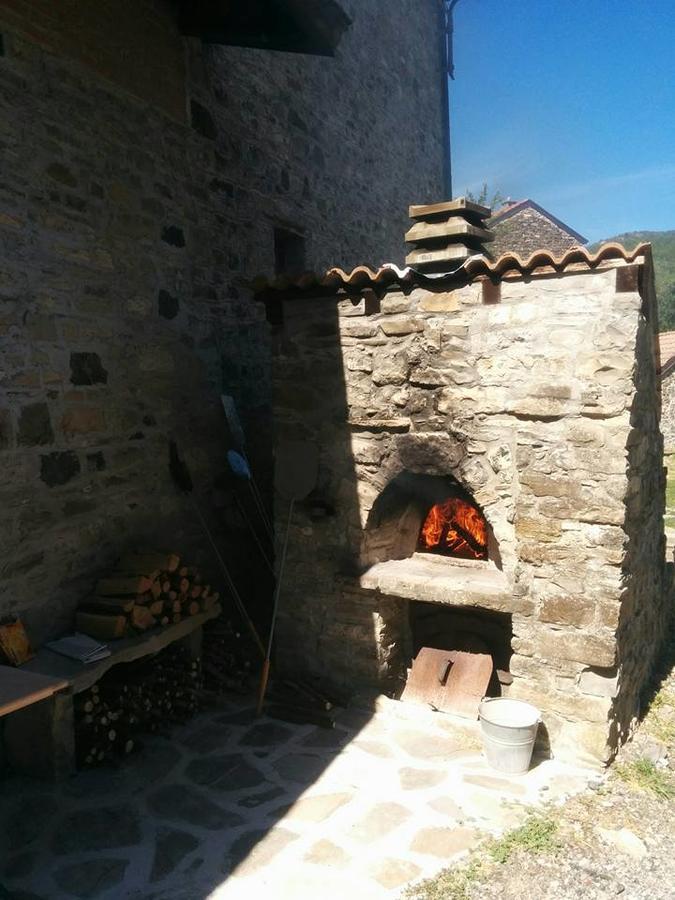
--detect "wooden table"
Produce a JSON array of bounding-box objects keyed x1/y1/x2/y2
[
  {"x1": 2, "y1": 606, "x2": 220, "y2": 777},
  {"x1": 0, "y1": 666, "x2": 68, "y2": 717}
]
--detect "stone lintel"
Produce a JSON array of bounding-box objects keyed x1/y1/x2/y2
[{"x1": 359, "y1": 555, "x2": 511, "y2": 611}]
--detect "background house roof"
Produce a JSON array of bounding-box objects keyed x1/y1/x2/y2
[{"x1": 490, "y1": 199, "x2": 587, "y2": 245}]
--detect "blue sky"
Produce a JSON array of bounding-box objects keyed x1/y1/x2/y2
[{"x1": 450, "y1": 0, "x2": 675, "y2": 242}]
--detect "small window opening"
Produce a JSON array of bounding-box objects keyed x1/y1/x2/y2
[{"x1": 274, "y1": 228, "x2": 305, "y2": 276}]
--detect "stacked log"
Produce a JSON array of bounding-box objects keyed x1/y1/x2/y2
[
  {"x1": 74, "y1": 643, "x2": 204, "y2": 768},
  {"x1": 202, "y1": 618, "x2": 254, "y2": 696},
  {"x1": 75, "y1": 550, "x2": 220, "y2": 641}
]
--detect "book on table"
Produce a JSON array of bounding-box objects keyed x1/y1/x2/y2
[{"x1": 45, "y1": 633, "x2": 111, "y2": 664}]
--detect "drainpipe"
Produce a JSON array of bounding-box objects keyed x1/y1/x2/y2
[{"x1": 441, "y1": 0, "x2": 462, "y2": 198}]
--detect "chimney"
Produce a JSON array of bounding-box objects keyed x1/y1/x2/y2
[{"x1": 405, "y1": 197, "x2": 493, "y2": 272}]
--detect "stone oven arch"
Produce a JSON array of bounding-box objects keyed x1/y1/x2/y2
[{"x1": 361, "y1": 471, "x2": 502, "y2": 570}]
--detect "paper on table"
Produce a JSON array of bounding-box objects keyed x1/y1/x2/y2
[{"x1": 45, "y1": 633, "x2": 111, "y2": 664}]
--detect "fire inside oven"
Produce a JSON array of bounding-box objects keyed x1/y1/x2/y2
[{"x1": 417, "y1": 497, "x2": 488, "y2": 560}]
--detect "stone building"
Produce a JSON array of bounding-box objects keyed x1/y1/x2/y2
[
  {"x1": 0, "y1": 1, "x2": 446, "y2": 640},
  {"x1": 262, "y1": 240, "x2": 668, "y2": 765},
  {"x1": 659, "y1": 331, "x2": 675, "y2": 450},
  {"x1": 489, "y1": 199, "x2": 587, "y2": 259}
]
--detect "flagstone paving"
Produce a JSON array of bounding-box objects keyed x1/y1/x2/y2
[{"x1": 0, "y1": 698, "x2": 596, "y2": 900}]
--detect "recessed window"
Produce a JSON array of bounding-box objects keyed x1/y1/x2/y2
[{"x1": 274, "y1": 227, "x2": 305, "y2": 276}]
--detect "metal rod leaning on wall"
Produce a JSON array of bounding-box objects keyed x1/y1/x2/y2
[
  {"x1": 168, "y1": 439, "x2": 266, "y2": 659},
  {"x1": 256, "y1": 440, "x2": 319, "y2": 716}
]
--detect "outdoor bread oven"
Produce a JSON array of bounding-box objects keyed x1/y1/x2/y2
[{"x1": 259, "y1": 205, "x2": 668, "y2": 766}]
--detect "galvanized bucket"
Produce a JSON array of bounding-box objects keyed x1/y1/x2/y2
[{"x1": 478, "y1": 697, "x2": 541, "y2": 774}]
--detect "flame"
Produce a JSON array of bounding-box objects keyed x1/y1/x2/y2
[{"x1": 419, "y1": 497, "x2": 488, "y2": 560}]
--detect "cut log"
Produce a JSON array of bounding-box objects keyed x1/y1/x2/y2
[
  {"x1": 96, "y1": 576, "x2": 155, "y2": 597},
  {"x1": 187, "y1": 601, "x2": 200, "y2": 616},
  {"x1": 75, "y1": 611, "x2": 127, "y2": 641},
  {"x1": 79, "y1": 596, "x2": 135, "y2": 614},
  {"x1": 116, "y1": 552, "x2": 180, "y2": 573},
  {"x1": 148, "y1": 600, "x2": 163, "y2": 617},
  {"x1": 129, "y1": 605, "x2": 157, "y2": 632},
  {"x1": 190, "y1": 584, "x2": 203, "y2": 599}
]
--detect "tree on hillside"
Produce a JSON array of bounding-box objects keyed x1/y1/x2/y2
[
  {"x1": 660, "y1": 282, "x2": 675, "y2": 331},
  {"x1": 466, "y1": 183, "x2": 505, "y2": 212},
  {"x1": 595, "y1": 231, "x2": 675, "y2": 333}
]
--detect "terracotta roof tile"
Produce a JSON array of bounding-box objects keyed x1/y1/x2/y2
[{"x1": 254, "y1": 242, "x2": 650, "y2": 298}]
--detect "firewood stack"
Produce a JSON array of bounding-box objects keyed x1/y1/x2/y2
[
  {"x1": 405, "y1": 197, "x2": 493, "y2": 272},
  {"x1": 75, "y1": 551, "x2": 221, "y2": 641},
  {"x1": 266, "y1": 678, "x2": 348, "y2": 729},
  {"x1": 74, "y1": 643, "x2": 204, "y2": 768},
  {"x1": 202, "y1": 618, "x2": 255, "y2": 696}
]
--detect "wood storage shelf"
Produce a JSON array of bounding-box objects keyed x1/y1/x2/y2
[
  {"x1": 4, "y1": 605, "x2": 220, "y2": 778},
  {"x1": 21, "y1": 605, "x2": 221, "y2": 695}
]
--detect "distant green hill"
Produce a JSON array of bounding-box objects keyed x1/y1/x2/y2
[{"x1": 596, "y1": 230, "x2": 675, "y2": 331}]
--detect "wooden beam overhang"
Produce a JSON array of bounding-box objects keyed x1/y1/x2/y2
[{"x1": 178, "y1": 0, "x2": 351, "y2": 57}]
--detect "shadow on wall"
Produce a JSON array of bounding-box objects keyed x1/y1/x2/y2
[
  {"x1": 610, "y1": 267, "x2": 669, "y2": 752},
  {"x1": 1, "y1": 292, "x2": 383, "y2": 900}
]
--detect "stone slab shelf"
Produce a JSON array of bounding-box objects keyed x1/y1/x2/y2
[
  {"x1": 359, "y1": 556, "x2": 511, "y2": 612},
  {"x1": 22, "y1": 605, "x2": 221, "y2": 695}
]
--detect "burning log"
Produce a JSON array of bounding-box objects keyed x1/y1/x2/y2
[{"x1": 418, "y1": 497, "x2": 488, "y2": 560}]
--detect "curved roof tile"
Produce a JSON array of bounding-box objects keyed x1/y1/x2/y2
[{"x1": 254, "y1": 242, "x2": 650, "y2": 297}]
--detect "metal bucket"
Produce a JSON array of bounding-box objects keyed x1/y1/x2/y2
[{"x1": 478, "y1": 697, "x2": 541, "y2": 774}]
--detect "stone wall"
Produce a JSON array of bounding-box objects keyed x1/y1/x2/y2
[
  {"x1": 0, "y1": 0, "x2": 446, "y2": 639},
  {"x1": 489, "y1": 205, "x2": 584, "y2": 259},
  {"x1": 661, "y1": 371, "x2": 675, "y2": 450},
  {"x1": 270, "y1": 258, "x2": 667, "y2": 765}
]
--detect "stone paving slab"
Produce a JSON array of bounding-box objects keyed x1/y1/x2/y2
[{"x1": 0, "y1": 697, "x2": 596, "y2": 900}]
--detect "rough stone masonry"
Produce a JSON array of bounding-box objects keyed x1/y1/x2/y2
[
  {"x1": 0, "y1": 0, "x2": 445, "y2": 641},
  {"x1": 267, "y1": 250, "x2": 669, "y2": 765}
]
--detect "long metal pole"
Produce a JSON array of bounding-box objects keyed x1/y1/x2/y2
[
  {"x1": 189, "y1": 496, "x2": 266, "y2": 658},
  {"x1": 256, "y1": 497, "x2": 295, "y2": 715},
  {"x1": 442, "y1": 0, "x2": 463, "y2": 198}
]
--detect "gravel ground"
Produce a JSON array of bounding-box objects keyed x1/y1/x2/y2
[{"x1": 405, "y1": 640, "x2": 675, "y2": 900}]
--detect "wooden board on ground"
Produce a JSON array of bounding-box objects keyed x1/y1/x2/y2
[
  {"x1": 401, "y1": 645, "x2": 493, "y2": 720},
  {"x1": 0, "y1": 666, "x2": 68, "y2": 717},
  {"x1": 442, "y1": 650, "x2": 494, "y2": 719},
  {"x1": 400, "y1": 647, "x2": 451, "y2": 710}
]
